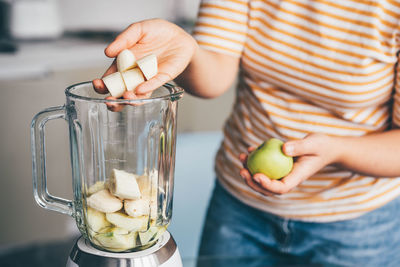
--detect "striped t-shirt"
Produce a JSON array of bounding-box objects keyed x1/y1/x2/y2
[{"x1": 193, "y1": 0, "x2": 400, "y2": 222}]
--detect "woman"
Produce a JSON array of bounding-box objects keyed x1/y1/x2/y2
[{"x1": 93, "y1": 0, "x2": 400, "y2": 265}]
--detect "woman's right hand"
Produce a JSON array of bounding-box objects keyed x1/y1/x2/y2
[{"x1": 93, "y1": 18, "x2": 198, "y2": 98}]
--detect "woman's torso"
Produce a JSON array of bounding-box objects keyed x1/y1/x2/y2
[{"x1": 194, "y1": 0, "x2": 400, "y2": 222}]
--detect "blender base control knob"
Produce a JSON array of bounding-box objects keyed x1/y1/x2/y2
[{"x1": 66, "y1": 231, "x2": 182, "y2": 267}]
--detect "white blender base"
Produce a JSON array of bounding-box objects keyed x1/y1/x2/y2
[
  {"x1": 66, "y1": 231, "x2": 182, "y2": 267},
  {"x1": 160, "y1": 248, "x2": 182, "y2": 267}
]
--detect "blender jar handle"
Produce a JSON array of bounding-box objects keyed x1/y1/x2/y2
[{"x1": 31, "y1": 105, "x2": 74, "y2": 216}]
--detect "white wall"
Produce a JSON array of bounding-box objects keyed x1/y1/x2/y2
[{"x1": 59, "y1": 0, "x2": 201, "y2": 31}]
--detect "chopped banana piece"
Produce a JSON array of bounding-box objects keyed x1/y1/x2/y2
[
  {"x1": 149, "y1": 200, "x2": 158, "y2": 220},
  {"x1": 95, "y1": 227, "x2": 136, "y2": 251},
  {"x1": 137, "y1": 170, "x2": 158, "y2": 196},
  {"x1": 109, "y1": 169, "x2": 141, "y2": 200},
  {"x1": 106, "y1": 212, "x2": 149, "y2": 231},
  {"x1": 136, "y1": 176, "x2": 151, "y2": 196},
  {"x1": 136, "y1": 171, "x2": 158, "y2": 219},
  {"x1": 125, "y1": 198, "x2": 150, "y2": 217},
  {"x1": 121, "y1": 68, "x2": 145, "y2": 92},
  {"x1": 136, "y1": 54, "x2": 157, "y2": 80},
  {"x1": 87, "y1": 181, "x2": 106, "y2": 195},
  {"x1": 138, "y1": 226, "x2": 159, "y2": 245},
  {"x1": 87, "y1": 189, "x2": 123, "y2": 213},
  {"x1": 138, "y1": 226, "x2": 166, "y2": 246},
  {"x1": 86, "y1": 207, "x2": 111, "y2": 232},
  {"x1": 117, "y1": 49, "x2": 137, "y2": 72},
  {"x1": 102, "y1": 72, "x2": 126, "y2": 98}
]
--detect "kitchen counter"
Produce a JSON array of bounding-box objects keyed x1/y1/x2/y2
[
  {"x1": 0, "y1": 237, "x2": 320, "y2": 267},
  {"x1": 0, "y1": 237, "x2": 77, "y2": 267},
  {"x1": 0, "y1": 35, "x2": 110, "y2": 81}
]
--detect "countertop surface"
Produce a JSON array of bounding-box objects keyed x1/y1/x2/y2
[
  {"x1": 0, "y1": 237, "x2": 319, "y2": 267},
  {"x1": 0, "y1": 36, "x2": 110, "y2": 81}
]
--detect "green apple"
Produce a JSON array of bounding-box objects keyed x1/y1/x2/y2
[{"x1": 246, "y1": 138, "x2": 293, "y2": 179}]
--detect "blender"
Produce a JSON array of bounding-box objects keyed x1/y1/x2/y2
[{"x1": 31, "y1": 82, "x2": 184, "y2": 266}]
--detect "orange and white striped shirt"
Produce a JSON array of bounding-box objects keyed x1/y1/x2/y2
[{"x1": 193, "y1": 0, "x2": 400, "y2": 222}]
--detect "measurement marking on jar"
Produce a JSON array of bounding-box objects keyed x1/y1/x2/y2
[{"x1": 105, "y1": 159, "x2": 127, "y2": 163}]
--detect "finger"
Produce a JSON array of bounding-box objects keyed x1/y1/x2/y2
[
  {"x1": 239, "y1": 168, "x2": 252, "y2": 180},
  {"x1": 105, "y1": 96, "x2": 125, "y2": 112},
  {"x1": 92, "y1": 79, "x2": 107, "y2": 94},
  {"x1": 123, "y1": 90, "x2": 152, "y2": 99},
  {"x1": 247, "y1": 146, "x2": 256, "y2": 153},
  {"x1": 254, "y1": 157, "x2": 318, "y2": 194},
  {"x1": 283, "y1": 137, "x2": 318, "y2": 157},
  {"x1": 252, "y1": 174, "x2": 295, "y2": 195},
  {"x1": 239, "y1": 153, "x2": 248, "y2": 164},
  {"x1": 122, "y1": 90, "x2": 139, "y2": 100},
  {"x1": 122, "y1": 91, "x2": 152, "y2": 106},
  {"x1": 93, "y1": 61, "x2": 118, "y2": 94},
  {"x1": 241, "y1": 168, "x2": 274, "y2": 196},
  {"x1": 123, "y1": 92, "x2": 141, "y2": 107},
  {"x1": 134, "y1": 91, "x2": 152, "y2": 99},
  {"x1": 243, "y1": 175, "x2": 273, "y2": 197},
  {"x1": 102, "y1": 61, "x2": 117, "y2": 77},
  {"x1": 105, "y1": 23, "x2": 143, "y2": 58},
  {"x1": 135, "y1": 72, "x2": 172, "y2": 95}
]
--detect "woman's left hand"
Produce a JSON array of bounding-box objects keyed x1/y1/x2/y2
[{"x1": 239, "y1": 133, "x2": 340, "y2": 196}]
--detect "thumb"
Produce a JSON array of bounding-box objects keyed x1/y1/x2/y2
[{"x1": 283, "y1": 137, "x2": 319, "y2": 157}]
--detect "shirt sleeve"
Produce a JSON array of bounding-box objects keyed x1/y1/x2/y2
[{"x1": 192, "y1": 0, "x2": 250, "y2": 57}]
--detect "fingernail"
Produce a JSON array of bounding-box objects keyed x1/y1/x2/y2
[
  {"x1": 284, "y1": 144, "x2": 293, "y2": 156},
  {"x1": 254, "y1": 176, "x2": 261, "y2": 183},
  {"x1": 240, "y1": 173, "x2": 246, "y2": 180}
]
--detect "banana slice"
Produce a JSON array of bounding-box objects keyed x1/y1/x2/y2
[
  {"x1": 106, "y1": 212, "x2": 148, "y2": 231},
  {"x1": 138, "y1": 226, "x2": 166, "y2": 246},
  {"x1": 109, "y1": 169, "x2": 141, "y2": 200},
  {"x1": 86, "y1": 207, "x2": 111, "y2": 232},
  {"x1": 140, "y1": 193, "x2": 158, "y2": 220},
  {"x1": 121, "y1": 68, "x2": 145, "y2": 92},
  {"x1": 124, "y1": 198, "x2": 150, "y2": 217},
  {"x1": 136, "y1": 54, "x2": 157, "y2": 80},
  {"x1": 117, "y1": 49, "x2": 137, "y2": 72},
  {"x1": 136, "y1": 176, "x2": 151, "y2": 196},
  {"x1": 102, "y1": 72, "x2": 126, "y2": 98},
  {"x1": 87, "y1": 189, "x2": 123, "y2": 213},
  {"x1": 87, "y1": 181, "x2": 106, "y2": 195},
  {"x1": 135, "y1": 172, "x2": 158, "y2": 219},
  {"x1": 149, "y1": 199, "x2": 158, "y2": 220},
  {"x1": 95, "y1": 227, "x2": 136, "y2": 251},
  {"x1": 136, "y1": 170, "x2": 158, "y2": 196}
]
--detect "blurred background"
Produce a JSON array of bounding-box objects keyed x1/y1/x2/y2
[{"x1": 0, "y1": 0, "x2": 235, "y2": 264}]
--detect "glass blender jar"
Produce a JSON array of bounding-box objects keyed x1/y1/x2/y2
[{"x1": 31, "y1": 82, "x2": 183, "y2": 255}]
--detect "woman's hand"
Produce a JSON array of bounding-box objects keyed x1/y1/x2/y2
[
  {"x1": 93, "y1": 18, "x2": 198, "y2": 98},
  {"x1": 239, "y1": 134, "x2": 340, "y2": 196}
]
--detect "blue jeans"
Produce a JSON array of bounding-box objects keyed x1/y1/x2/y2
[{"x1": 197, "y1": 180, "x2": 400, "y2": 267}]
